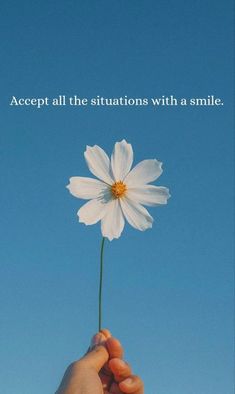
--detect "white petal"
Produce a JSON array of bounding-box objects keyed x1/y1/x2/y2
[
  {"x1": 101, "y1": 199, "x2": 125, "y2": 241},
  {"x1": 120, "y1": 197, "x2": 153, "y2": 231},
  {"x1": 111, "y1": 139, "x2": 133, "y2": 181},
  {"x1": 77, "y1": 199, "x2": 107, "y2": 225},
  {"x1": 124, "y1": 159, "x2": 163, "y2": 186},
  {"x1": 66, "y1": 177, "x2": 108, "y2": 200},
  {"x1": 84, "y1": 145, "x2": 114, "y2": 184},
  {"x1": 126, "y1": 185, "x2": 170, "y2": 206}
]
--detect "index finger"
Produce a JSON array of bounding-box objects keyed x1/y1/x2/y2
[{"x1": 106, "y1": 337, "x2": 124, "y2": 359}]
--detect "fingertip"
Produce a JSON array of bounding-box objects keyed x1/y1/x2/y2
[
  {"x1": 90, "y1": 329, "x2": 112, "y2": 349},
  {"x1": 99, "y1": 328, "x2": 112, "y2": 338},
  {"x1": 119, "y1": 375, "x2": 144, "y2": 394},
  {"x1": 90, "y1": 332, "x2": 106, "y2": 348}
]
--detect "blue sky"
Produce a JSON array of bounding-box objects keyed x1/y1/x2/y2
[{"x1": 0, "y1": 1, "x2": 234, "y2": 393}]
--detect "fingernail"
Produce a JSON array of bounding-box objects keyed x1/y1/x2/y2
[
  {"x1": 123, "y1": 377, "x2": 133, "y2": 386},
  {"x1": 90, "y1": 333, "x2": 104, "y2": 348}
]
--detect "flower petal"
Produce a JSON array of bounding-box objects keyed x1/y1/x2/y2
[
  {"x1": 126, "y1": 185, "x2": 170, "y2": 206},
  {"x1": 77, "y1": 199, "x2": 107, "y2": 225},
  {"x1": 84, "y1": 145, "x2": 114, "y2": 184},
  {"x1": 111, "y1": 139, "x2": 133, "y2": 181},
  {"x1": 120, "y1": 197, "x2": 153, "y2": 231},
  {"x1": 101, "y1": 199, "x2": 125, "y2": 241},
  {"x1": 66, "y1": 177, "x2": 108, "y2": 200},
  {"x1": 124, "y1": 159, "x2": 163, "y2": 186}
]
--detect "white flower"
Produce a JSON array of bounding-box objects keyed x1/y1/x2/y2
[{"x1": 67, "y1": 140, "x2": 170, "y2": 241}]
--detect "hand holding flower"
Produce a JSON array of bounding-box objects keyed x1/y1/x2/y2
[{"x1": 55, "y1": 329, "x2": 144, "y2": 394}]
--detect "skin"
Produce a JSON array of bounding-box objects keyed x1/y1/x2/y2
[{"x1": 55, "y1": 329, "x2": 144, "y2": 394}]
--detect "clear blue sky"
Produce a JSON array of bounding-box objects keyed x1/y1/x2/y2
[{"x1": 0, "y1": 1, "x2": 234, "y2": 393}]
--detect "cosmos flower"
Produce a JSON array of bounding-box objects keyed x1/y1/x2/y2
[{"x1": 67, "y1": 140, "x2": 170, "y2": 241}]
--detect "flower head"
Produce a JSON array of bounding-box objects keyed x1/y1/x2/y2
[{"x1": 67, "y1": 140, "x2": 170, "y2": 241}]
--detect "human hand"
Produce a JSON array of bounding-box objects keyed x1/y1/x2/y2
[{"x1": 55, "y1": 329, "x2": 144, "y2": 394}]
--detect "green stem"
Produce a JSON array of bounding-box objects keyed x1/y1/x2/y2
[{"x1": 98, "y1": 237, "x2": 105, "y2": 331}]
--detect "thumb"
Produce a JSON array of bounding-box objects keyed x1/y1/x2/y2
[{"x1": 79, "y1": 332, "x2": 109, "y2": 372}]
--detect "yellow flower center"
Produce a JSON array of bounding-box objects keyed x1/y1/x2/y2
[{"x1": 111, "y1": 181, "x2": 127, "y2": 199}]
